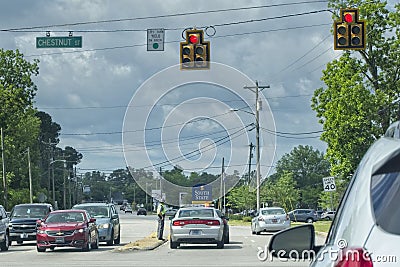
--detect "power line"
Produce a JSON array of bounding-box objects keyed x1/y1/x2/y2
[
  {"x1": 1, "y1": 1, "x2": 329, "y2": 32},
  {"x1": 37, "y1": 94, "x2": 313, "y2": 110}
]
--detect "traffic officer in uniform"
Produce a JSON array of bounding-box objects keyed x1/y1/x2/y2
[{"x1": 157, "y1": 200, "x2": 166, "y2": 240}]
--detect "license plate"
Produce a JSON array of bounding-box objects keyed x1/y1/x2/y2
[
  {"x1": 190, "y1": 230, "x2": 202, "y2": 235},
  {"x1": 55, "y1": 237, "x2": 64, "y2": 243},
  {"x1": 271, "y1": 219, "x2": 278, "y2": 223},
  {"x1": 20, "y1": 233, "x2": 28, "y2": 239}
]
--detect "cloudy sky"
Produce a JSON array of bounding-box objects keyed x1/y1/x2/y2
[{"x1": 1, "y1": 0, "x2": 343, "y2": 181}]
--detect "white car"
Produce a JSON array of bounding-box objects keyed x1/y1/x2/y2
[
  {"x1": 268, "y1": 121, "x2": 400, "y2": 266},
  {"x1": 251, "y1": 207, "x2": 290, "y2": 234},
  {"x1": 169, "y1": 207, "x2": 227, "y2": 249}
]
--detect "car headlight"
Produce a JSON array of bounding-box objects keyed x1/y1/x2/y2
[
  {"x1": 8, "y1": 223, "x2": 12, "y2": 229},
  {"x1": 98, "y1": 223, "x2": 109, "y2": 229},
  {"x1": 75, "y1": 228, "x2": 85, "y2": 233},
  {"x1": 37, "y1": 229, "x2": 46, "y2": 234}
]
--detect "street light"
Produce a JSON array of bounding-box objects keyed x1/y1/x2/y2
[{"x1": 49, "y1": 159, "x2": 66, "y2": 208}]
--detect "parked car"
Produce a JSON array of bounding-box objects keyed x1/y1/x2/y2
[
  {"x1": 119, "y1": 204, "x2": 126, "y2": 211},
  {"x1": 251, "y1": 207, "x2": 290, "y2": 234},
  {"x1": 9, "y1": 203, "x2": 53, "y2": 245},
  {"x1": 169, "y1": 207, "x2": 227, "y2": 249},
  {"x1": 0, "y1": 205, "x2": 10, "y2": 251},
  {"x1": 268, "y1": 121, "x2": 400, "y2": 266},
  {"x1": 72, "y1": 202, "x2": 120, "y2": 245},
  {"x1": 165, "y1": 208, "x2": 178, "y2": 217},
  {"x1": 287, "y1": 209, "x2": 318, "y2": 223},
  {"x1": 124, "y1": 206, "x2": 133, "y2": 213},
  {"x1": 137, "y1": 208, "x2": 147, "y2": 216},
  {"x1": 320, "y1": 211, "x2": 336, "y2": 221},
  {"x1": 36, "y1": 209, "x2": 99, "y2": 252}
]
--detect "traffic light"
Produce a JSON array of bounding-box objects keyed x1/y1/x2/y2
[
  {"x1": 334, "y1": 8, "x2": 366, "y2": 50},
  {"x1": 180, "y1": 29, "x2": 210, "y2": 70}
]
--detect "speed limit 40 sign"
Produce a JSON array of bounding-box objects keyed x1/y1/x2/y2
[{"x1": 322, "y1": 176, "x2": 336, "y2": 192}]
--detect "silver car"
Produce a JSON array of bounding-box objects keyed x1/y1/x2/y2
[
  {"x1": 169, "y1": 207, "x2": 226, "y2": 249},
  {"x1": 268, "y1": 121, "x2": 400, "y2": 266},
  {"x1": 251, "y1": 207, "x2": 290, "y2": 234}
]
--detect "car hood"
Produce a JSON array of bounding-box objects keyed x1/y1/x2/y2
[
  {"x1": 10, "y1": 218, "x2": 40, "y2": 224},
  {"x1": 40, "y1": 222, "x2": 86, "y2": 230},
  {"x1": 94, "y1": 217, "x2": 110, "y2": 224}
]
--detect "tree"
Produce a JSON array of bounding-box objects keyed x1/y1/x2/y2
[
  {"x1": 272, "y1": 145, "x2": 330, "y2": 208},
  {"x1": 0, "y1": 49, "x2": 40, "y2": 209},
  {"x1": 263, "y1": 172, "x2": 299, "y2": 212},
  {"x1": 312, "y1": 1, "x2": 400, "y2": 178}
]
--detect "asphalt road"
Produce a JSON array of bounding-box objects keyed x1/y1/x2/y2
[{"x1": 1, "y1": 210, "x2": 323, "y2": 267}]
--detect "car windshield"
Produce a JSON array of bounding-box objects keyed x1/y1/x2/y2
[
  {"x1": 261, "y1": 209, "x2": 285, "y2": 215},
  {"x1": 11, "y1": 206, "x2": 48, "y2": 219},
  {"x1": 46, "y1": 212, "x2": 85, "y2": 223},
  {"x1": 76, "y1": 206, "x2": 109, "y2": 218},
  {"x1": 178, "y1": 209, "x2": 214, "y2": 218}
]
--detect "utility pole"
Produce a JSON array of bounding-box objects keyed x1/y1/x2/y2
[
  {"x1": 247, "y1": 143, "x2": 254, "y2": 185},
  {"x1": 27, "y1": 147, "x2": 33, "y2": 203},
  {"x1": 244, "y1": 81, "x2": 270, "y2": 211},
  {"x1": 219, "y1": 157, "x2": 224, "y2": 210},
  {"x1": 1, "y1": 127, "x2": 7, "y2": 209}
]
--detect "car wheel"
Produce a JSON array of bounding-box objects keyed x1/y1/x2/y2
[
  {"x1": 106, "y1": 230, "x2": 114, "y2": 246},
  {"x1": 93, "y1": 232, "x2": 99, "y2": 249},
  {"x1": 0, "y1": 232, "x2": 9, "y2": 251},
  {"x1": 306, "y1": 218, "x2": 314, "y2": 223},
  {"x1": 82, "y1": 235, "x2": 91, "y2": 252},
  {"x1": 170, "y1": 240, "x2": 178, "y2": 249},
  {"x1": 114, "y1": 229, "x2": 121, "y2": 245},
  {"x1": 17, "y1": 240, "x2": 23, "y2": 245},
  {"x1": 37, "y1": 246, "x2": 46, "y2": 252},
  {"x1": 50, "y1": 246, "x2": 55, "y2": 251},
  {"x1": 216, "y1": 239, "x2": 224, "y2": 249}
]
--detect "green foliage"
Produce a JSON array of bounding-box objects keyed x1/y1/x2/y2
[
  {"x1": 263, "y1": 172, "x2": 299, "y2": 212},
  {"x1": 226, "y1": 185, "x2": 256, "y2": 212}
]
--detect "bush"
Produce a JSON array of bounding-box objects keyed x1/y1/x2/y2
[{"x1": 242, "y1": 216, "x2": 252, "y2": 222}]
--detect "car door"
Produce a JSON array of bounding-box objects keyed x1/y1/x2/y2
[{"x1": 0, "y1": 206, "x2": 8, "y2": 243}]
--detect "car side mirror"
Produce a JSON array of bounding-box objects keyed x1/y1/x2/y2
[
  {"x1": 89, "y1": 218, "x2": 96, "y2": 223},
  {"x1": 268, "y1": 224, "x2": 316, "y2": 259},
  {"x1": 36, "y1": 219, "x2": 42, "y2": 227}
]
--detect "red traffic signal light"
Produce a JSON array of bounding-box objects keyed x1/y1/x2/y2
[
  {"x1": 180, "y1": 29, "x2": 210, "y2": 70},
  {"x1": 334, "y1": 8, "x2": 366, "y2": 50}
]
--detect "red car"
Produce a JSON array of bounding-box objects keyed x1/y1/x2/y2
[{"x1": 36, "y1": 209, "x2": 99, "y2": 252}]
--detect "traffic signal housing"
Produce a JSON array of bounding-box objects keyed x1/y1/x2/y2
[
  {"x1": 334, "y1": 8, "x2": 366, "y2": 50},
  {"x1": 180, "y1": 29, "x2": 210, "y2": 70}
]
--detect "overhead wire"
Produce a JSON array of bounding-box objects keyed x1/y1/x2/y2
[{"x1": 0, "y1": 1, "x2": 329, "y2": 32}]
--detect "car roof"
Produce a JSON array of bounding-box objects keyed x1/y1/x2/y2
[
  {"x1": 50, "y1": 209, "x2": 85, "y2": 214},
  {"x1": 179, "y1": 206, "x2": 216, "y2": 210},
  {"x1": 73, "y1": 202, "x2": 112, "y2": 207},
  {"x1": 260, "y1": 207, "x2": 284, "y2": 210},
  {"x1": 14, "y1": 203, "x2": 52, "y2": 207}
]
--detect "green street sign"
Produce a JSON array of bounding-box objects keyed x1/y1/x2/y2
[{"x1": 36, "y1": 36, "x2": 83, "y2": 48}]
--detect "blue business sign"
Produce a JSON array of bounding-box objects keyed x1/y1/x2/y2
[{"x1": 192, "y1": 185, "x2": 212, "y2": 203}]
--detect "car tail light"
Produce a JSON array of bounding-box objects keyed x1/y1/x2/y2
[
  {"x1": 334, "y1": 247, "x2": 373, "y2": 267},
  {"x1": 286, "y1": 214, "x2": 290, "y2": 221},
  {"x1": 257, "y1": 216, "x2": 264, "y2": 221},
  {"x1": 172, "y1": 219, "x2": 220, "y2": 226}
]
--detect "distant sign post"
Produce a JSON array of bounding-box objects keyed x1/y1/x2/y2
[
  {"x1": 192, "y1": 185, "x2": 212, "y2": 204},
  {"x1": 322, "y1": 176, "x2": 336, "y2": 192},
  {"x1": 36, "y1": 36, "x2": 83, "y2": 48},
  {"x1": 147, "y1": 29, "x2": 164, "y2": 51},
  {"x1": 322, "y1": 177, "x2": 336, "y2": 211}
]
